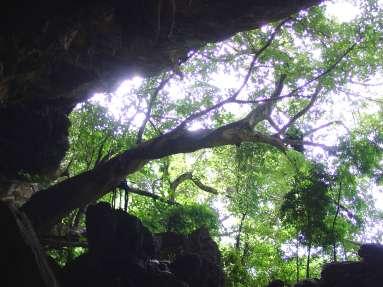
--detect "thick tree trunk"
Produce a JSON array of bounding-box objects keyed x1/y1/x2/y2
[
  {"x1": 22, "y1": 112, "x2": 284, "y2": 232},
  {"x1": 22, "y1": 71, "x2": 297, "y2": 232}
]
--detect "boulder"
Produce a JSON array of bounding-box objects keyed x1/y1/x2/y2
[
  {"x1": 320, "y1": 244, "x2": 383, "y2": 287},
  {"x1": 358, "y1": 243, "x2": 383, "y2": 267},
  {"x1": 158, "y1": 228, "x2": 224, "y2": 287},
  {"x1": 294, "y1": 279, "x2": 320, "y2": 287},
  {"x1": 267, "y1": 279, "x2": 287, "y2": 287},
  {"x1": 63, "y1": 202, "x2": 224, "y2": 287}
]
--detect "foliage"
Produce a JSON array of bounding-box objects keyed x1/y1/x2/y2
[
  {"x1": 130, "y1": 200, "x2": 220, "y2": 236},
  {"x1": 163, "y1": 203, "x2": 220, "y2": 235},
  {"x1": 338, "y1": 110, "x2": 383, "y2": 179},
  {"x1": 66, "y1": 102, "x2": 135, "y2": 175},
  {"x1": 280, "y1": 164, "x2": 333, "y2": 248}
]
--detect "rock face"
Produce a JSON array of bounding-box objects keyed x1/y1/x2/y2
[
  {"x1": 320, "y1": 244, "x2": 383, "y2": 287},
  {"x1": 62, "y1": 202, "x2": 224, "y2": 287},
  {"x1": 0, "y1": 102, "x2": 70, "y2": 178},
  {"x1": 161, "y1": 228, "x2": 225, "y2": 287},
  {"x1": 0, "y1": 201, "x2": 59, "y2": 287},
  {"x1": 294, "y1": 279, "x2": 320, "y2": 287},
  {"x1": 267, "y1": 279, "x2": 287, "y2": 287},
  {"x1": 267, "y1": 244, "x2": 383, "y2": 287}
]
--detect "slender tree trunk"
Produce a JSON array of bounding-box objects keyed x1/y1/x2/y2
[
  {"x1": 71, "y1": 206, "x2": 86, "y2": 232},
  {"x1": 111, "y1": 189, "x2": 117, "y2": 209},
  {"x1": 332, "y1": 180, "x2": 342, "y2": 262},
  {"x1": 235, "y1": 213, "x2": 247, "y2": 250},
  {"x1": 306, "y1": 242, "x2": 311, "y2": 279},
  {"x1": 119, "y1": 190, "x2": 123, "y2": 208},
  {"x1": 296, "y1": 237, "x2": 300, "y2": 283},
  {"x1": 241, "y1": 240, "x2": 250, "y2": 264},
  {"x1": 124, "y1": 191, "x2": 129, "y2": 211}
]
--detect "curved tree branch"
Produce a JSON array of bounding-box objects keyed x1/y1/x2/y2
[
  {"x1": 170, "y1": 172, "x2": 218, "y2": 196},
  {"x1": 283, "y1": 138, "x2": 336, "y2": 152},
  {"x1": 22, "y1": 100, "x2": 285, "y2": 232},
  {"x1": 303, "y1": 120, "x2": 344, "y2": 137},
  {"x1": 191, "y1": 178, "x2": 218, "y2": 195},
  {"x1": 170, "y1": 172, "x2": 194, "y2": 192}
]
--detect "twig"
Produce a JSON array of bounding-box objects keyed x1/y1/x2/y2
[
  {"x1": 303, "y1": 121, "x2": 344, "y2": 137},
  {"x1": 267, "y1": 117, "x2": 282, "y2": 133},
  {"x1": 126, "y1": 186, "x2": 179, "y2": 205},
  {"x1": 232, "y1": 94, "x2": 311, "y2": 105},
  {"x1": 148, "y1": 119, "x2": 164, "y2": 136},
  {"x1": 283, "y1": 139, "x2": 336, "y2": 151},
  {"x1": 350, "y1": 80, "x2": 383, "y2": 87}
]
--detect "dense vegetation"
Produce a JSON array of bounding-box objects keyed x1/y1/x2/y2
[{"x1": 43, "y1": 1, "x2": 383, "y2": 286}]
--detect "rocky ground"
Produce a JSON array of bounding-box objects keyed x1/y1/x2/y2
[{"x1": 2, "y1": 200, "x2": 382, "y2": 287}]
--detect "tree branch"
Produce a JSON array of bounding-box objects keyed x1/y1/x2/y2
[
  {"x1": 283, "y1": 138, "x2": 336, "y2": 152},
  {"x1": 170, "y1": 172, "x2": 193, "y2": 192},
  {"x1": 303, "y1": 121, "x2": 344, "y2": 137},
  {"x1": 170, "y1": 172, "x2": 218, "y2": 195},
  {"x1": 232, "y1": 94, "x2": 311, "y2": 105},
  {"x1": 41, "y1": 237, "x2": 88, "y2": 249},
  {"x1": 244, "y1": 74, "x2": 286, "y2": 128},
  {"x1": 22, "y1": 105, "x2": 285, "y2": 232},
  {"x1": 191, "y1": 177, "x2": 218, "y2": 195},
  {"x1": 126, "y1": 186, "x2": 179, "y2": 205},
  {"x1": 267, "y1": 116, "x2": 282, "y2": 133},
  {"x1": 136, "y1": 74, "x2": 173, "y2": 144},
  {"x1": 178, "y1": 18, "x2": 289, "y2": 128},
  {"x1": 279, "y1": 84, "x2": 321, "y2": 134},
  {"x1": 283, "y1": 40, "x2": 359, "y2": 98}
]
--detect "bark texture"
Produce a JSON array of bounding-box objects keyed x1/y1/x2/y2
[{"x1": 22, "y1": 101, "x2": 284, "y2": 232}]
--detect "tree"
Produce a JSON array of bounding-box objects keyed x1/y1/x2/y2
[
  {"x1": 20, "y1": 2, "x2": 383, "y2": 236},
  {"x1": 280, "y1": 164, "x2": 333, "y2": 278}
]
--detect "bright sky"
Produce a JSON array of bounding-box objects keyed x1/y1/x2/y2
[
  {"x1": 89, "y1": 0, "x2": 383, "y2": 242},
  {"x1": 326, "y1": 0, "x2": 360, "y2": 22}
]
